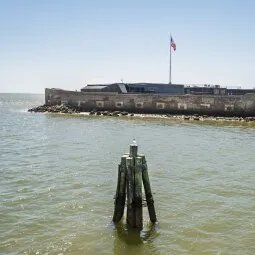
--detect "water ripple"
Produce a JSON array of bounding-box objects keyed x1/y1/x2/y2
[{"x1": 1, "y1": 94, "x2": 255, "y2": 255}]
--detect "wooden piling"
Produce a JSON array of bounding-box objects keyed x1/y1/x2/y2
[
  {"x1": 141, "y1": 155, "x2": 157, "y2": 223},
  {"x1": 113, "y1": 142, "x2": 157, "y2": 229},
  {"x1": 126, "y1": 157, "x2": 136, "y2": 227},
  {"x1": 134, "y1": 156, "x2": 143, "y2": 230},
  {"x1": 129, "y1": 143, "x2": 138, "y2": 158},
  {"x1": 112, "y1": 156, "x2": 127, "y2": 222}
]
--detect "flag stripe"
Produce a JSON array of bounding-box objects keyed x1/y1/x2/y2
[{"x1": 171, "y1": 36, "x2": 176, "y2": 51}]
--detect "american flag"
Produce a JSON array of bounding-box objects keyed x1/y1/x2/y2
[{"x1": 171, "y1": 36, "x2": 176, "y2": 51}]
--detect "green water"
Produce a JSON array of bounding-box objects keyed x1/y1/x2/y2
[{"x1": 1, "y1": 93, "x2": 255, "y2": 255}]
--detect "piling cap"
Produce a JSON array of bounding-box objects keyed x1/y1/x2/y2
[
  {"x1": 130, "y1": 139, "x2": 138, "y2": 157},
  {"x1": 131, "y1": 139, "x2": 137, "y2": 146}
]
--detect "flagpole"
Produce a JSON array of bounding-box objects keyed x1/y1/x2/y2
[{"x1": 169, "y1": 34, "x2": 172, "y2": 84}]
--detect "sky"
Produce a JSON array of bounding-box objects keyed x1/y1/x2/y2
[{"x1": 0, "y1": 0, "x2": 255, "y2": 93}]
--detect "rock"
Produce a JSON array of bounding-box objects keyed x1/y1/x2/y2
[
  {"x1": 112, "y1": 111, "x2": 119, "y2": 116},
  {"x1": 121, "y1": 111, "x2": 129, "y2": 116},
  {"x1": 193, "y1": 117, "x2": 200, "y2": 121},
  {"x1": 112, "y1": 111, "x2": 120, "y2": 116},
  {"x1": 184, "y1": 116, "x2": 190, "y2": 120},
  {"x1": 245, "y1": 117, "x2": 255, "y2": 122},
  {"x1": 28, "y1": 103, "x2": 78, "y2": 114},
  {"x1": 129, "y1": 113, "x2": 134, "y2": 117}
]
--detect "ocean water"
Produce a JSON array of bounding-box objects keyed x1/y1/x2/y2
[{"x1": 0, "y1": 93, "x2": 255, "y2": 255}]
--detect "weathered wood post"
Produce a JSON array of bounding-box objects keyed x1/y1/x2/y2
[
  {"x1": 141, "y1": 155, "x2": 157, "y2": 222},
  {"x1": 134, "y1": 156, "x2": 143, "y2": 230},
  {"x1": 112, "y1": 141, "x2": 157, "y2": 230},
  {"x1": 126, "y1": 157, "x2": 136, "y2": 227},
  {"x1": 112, "y1": 156, "x2": 127, "y2": 222}
]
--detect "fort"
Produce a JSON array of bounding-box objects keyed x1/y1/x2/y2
[{"x1": 44, "y1": 83, "x2": 255, "y2": 117}]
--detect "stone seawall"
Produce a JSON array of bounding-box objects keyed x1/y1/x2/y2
[{"x1": 45, "y1": 88, "x2": 255, "y2": 117}]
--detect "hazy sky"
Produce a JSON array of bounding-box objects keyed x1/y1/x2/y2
[{"x1": 1, "y1": 0, "x2": 255, "y2": 93}]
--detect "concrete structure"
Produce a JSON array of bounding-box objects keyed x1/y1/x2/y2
[
  {"x1": 81, "y1": 83, "x2": 184, "y2": 95},
  {"x1": 184, "y1": 85, "x2": 227, "y2": 95},
  {"x1": 184, "y1": 85, "x2": 255, "y2": 95},
  {"x1": 82, "y1": 83, "x2": 255, "y2": 96},
  {"x1": 45, "y1": 88, "x2": 255, "y2": 117}
]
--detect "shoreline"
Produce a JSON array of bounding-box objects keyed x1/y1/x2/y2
[{"x1": 28, "y1": 104, "x2": 255, "y2": 127}]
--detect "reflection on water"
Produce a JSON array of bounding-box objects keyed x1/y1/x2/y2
[{"x1": 112, "y1": 221, "x2": 160, "y2": 255}]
